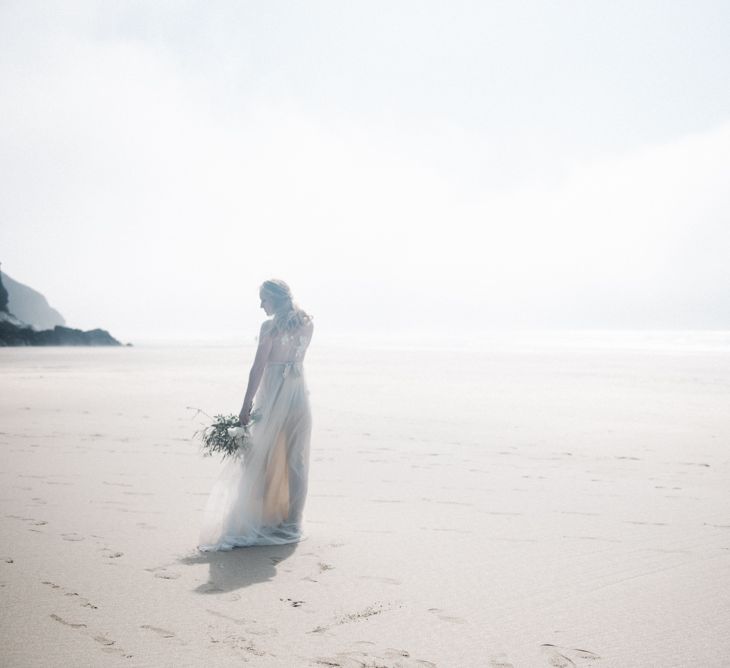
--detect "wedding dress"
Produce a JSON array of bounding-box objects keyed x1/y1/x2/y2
[{"x1": 198, "y1": 320, "x2": 313, "y2": 551}]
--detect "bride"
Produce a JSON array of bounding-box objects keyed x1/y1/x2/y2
[{"x1": 198, "y1": 279, "x2": 314, "y2": 551}]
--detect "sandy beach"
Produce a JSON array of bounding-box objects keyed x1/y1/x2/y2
[{"x1": 1, "y1": 335, "x2": 729, "y2": 667}]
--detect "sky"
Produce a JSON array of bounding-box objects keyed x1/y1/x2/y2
[{"x1": 1, "y1": 1, "x2": 729, "y2": 339}]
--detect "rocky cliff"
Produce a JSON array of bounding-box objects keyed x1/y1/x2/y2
[
  {"x1": 0, "y1": 265, "x2": 8, "y2": 313},
  {"x1": 0, "y1": 267, "x2": 123, "y2": 347},
  {"x1": 2, "y1": 271, "x2": 66, "y2": 330}
]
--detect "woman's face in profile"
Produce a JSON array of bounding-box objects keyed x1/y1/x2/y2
[{"x1": 259, "y1": 290, "x2": 275, "y2": 316}]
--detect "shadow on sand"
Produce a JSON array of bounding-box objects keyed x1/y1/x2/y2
[{"x1": 179, "y1": 543, "x2": 299, "y2": 594}]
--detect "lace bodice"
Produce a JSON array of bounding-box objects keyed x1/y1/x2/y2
[{"x1": 264, "y1": 319, "x2": 314, "y2": 365}]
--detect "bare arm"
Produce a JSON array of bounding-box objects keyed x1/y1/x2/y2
[{"x1": 239, "y1": 321, "x2": 274, "y2": 424}]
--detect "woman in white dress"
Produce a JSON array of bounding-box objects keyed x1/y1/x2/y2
[{"x1": 199, "y1": 279, "x2": 314, "y2": 551}]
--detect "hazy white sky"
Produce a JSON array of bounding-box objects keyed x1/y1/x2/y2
[{"x1": 1, "y1": 1, "x2": 729, "y2": 339}]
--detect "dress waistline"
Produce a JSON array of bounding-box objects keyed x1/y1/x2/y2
[{"x1": 266, "y1": 361, "x2": 303, "y2": 378}]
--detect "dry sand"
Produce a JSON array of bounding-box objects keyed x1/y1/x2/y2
[{"x1": 1, "y1": 336, "x2": 729, "y2": 667}]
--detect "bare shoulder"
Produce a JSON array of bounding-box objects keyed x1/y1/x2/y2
[{"x1": 259, "y1": 319, "x2": 275, "y2": 338}]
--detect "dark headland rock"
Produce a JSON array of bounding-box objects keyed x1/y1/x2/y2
[
  {"x1": 0, "y1": 265, "x2": 124, "y2": 347},
  {"x1": 0, "y1": 266, "x2": 8, "y2": 313},
  {"x1": 2, "y1": 271, "x2": 66, "y2": 330},
  {"x1": 0, "y1": 322, "x2": 122, "y2": 346}
]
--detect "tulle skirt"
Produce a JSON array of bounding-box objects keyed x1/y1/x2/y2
[{"x1": 198, "y1": 362, "x2": 311, "y2": 551}]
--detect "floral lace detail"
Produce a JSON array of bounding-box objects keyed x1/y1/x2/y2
[
  {"x1": 278, "y1": 333, "x2": 307, "y2": 357},
  {"x1": 294, "y1": 335, "x2": 307, "y2": 360}
]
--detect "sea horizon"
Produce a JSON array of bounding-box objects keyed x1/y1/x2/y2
[{"x1": 91, "y1": 328, "x2": 730, "y2": 355}]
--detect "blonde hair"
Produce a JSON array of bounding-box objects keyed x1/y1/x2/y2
[{"x1": 260, "y1": 279, "x2": 312, "y2": 334}]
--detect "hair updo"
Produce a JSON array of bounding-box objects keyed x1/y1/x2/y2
[{"x1": 260, "y1": 279, "x2": 312, "y2": 334}]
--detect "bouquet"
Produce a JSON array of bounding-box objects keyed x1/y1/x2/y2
[{"x1": 190, "y1": 408, "x2": 260, "y2": 460}]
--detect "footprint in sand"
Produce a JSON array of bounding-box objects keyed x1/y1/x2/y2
[
  {"x1": 571, "y1": 649, "x2": 600, "y2": 662},
  {"x1": 61, "y1": 533, "x2": 85, "y2": 542},
  {"x1": 6, "y1": 514, "x2": 48, "y2": 527},
  {"x1": 153, "y1": 570, "x2": 181, "y2": 580},
  {"x1": 95, "y1": 634, "x2": 132, "y2": 657},
  {"x1": 145, "y1": 563, "x2": 181, "y2": 580},
  {"x1": 210, "y1": 633, "x2": 267, "y2": 657},
  {"x1": 541, "y1": 644, "x2": 601, "y2": 666},
  {"x1": 281, "y1": 597, "x2": 305, "y2": 607},
  {"x1": 206, "y1": 609, "x2": 247, "y2": 625},
  {"x1": 208, "y1": 609, "x2": 276, "y2": 635},
  {"x1": 42, "y1": 580, "x2": 99, "y2": 609},
  {"x1": 427, "y1": 607, "x2": 466, "y2": 624},
  {"x1": 141, "y1": 624, "x2": 176, "y2": 638},
  {"x1": 51, "y1": 610, "x2": 129, "y2": 654},
  {"x1": 489, "y1": 654, "x2": 515, "y2": 668},
  {"x1": 50, "y1": 614, "x2": 87, "y2": 629},
  {"x1": 316, "y1": 644, "x2": 436, "y2": 668},
  {"x1": 310, "y1": 603, "x2": 393, "y2": 634}
]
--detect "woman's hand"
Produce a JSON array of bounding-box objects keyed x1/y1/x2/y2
[{"x1": 239, "y1": 402, "x2": 252, "y2": 426}]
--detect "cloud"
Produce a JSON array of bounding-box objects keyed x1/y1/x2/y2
[{"x1": 1, "y1": 4, "x2": 728, "y2": 336}]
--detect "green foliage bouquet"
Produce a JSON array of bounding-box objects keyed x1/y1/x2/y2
[{"x1": 191, "y1": 409, "x2": 260, "y2": 460}]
